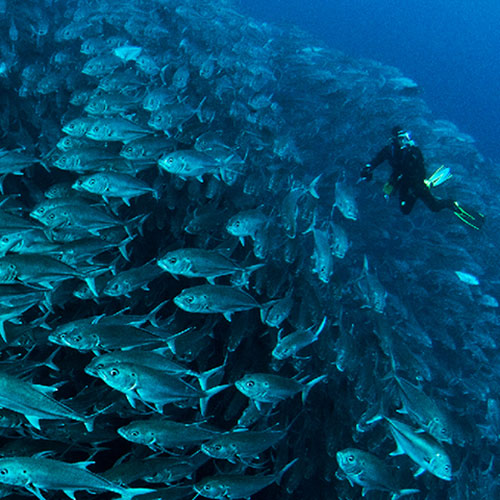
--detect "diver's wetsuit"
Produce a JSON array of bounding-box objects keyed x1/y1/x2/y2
[{"x1": 368, "y1": 141, "x2": 455, "y2": 215}]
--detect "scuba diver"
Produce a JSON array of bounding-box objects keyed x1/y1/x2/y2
[{"x1": 360, "y1": 126, "x2": 485, "y2": 230}]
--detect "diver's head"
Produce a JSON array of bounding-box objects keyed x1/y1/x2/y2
[{"x1": 392, "y1": 126, "x2": 415, "y2": 148}]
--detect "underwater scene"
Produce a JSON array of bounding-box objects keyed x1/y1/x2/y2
[{"x1": 0, "y1": 0, "x2": 497, "y2": 499}]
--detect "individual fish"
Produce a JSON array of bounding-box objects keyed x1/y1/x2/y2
[
  {"x1": 48, "y1": 318, "x2": 164, "y2": 354},
  {"x1": 173, "y1": 284, "x2": 261, "y2": 321},
  {"x1": 201, "y1": 428, "x2": 286, "y2": 463},
  {"x1": 226, "y1": 209, "x2": 269, "y2": 246},
  {"x1": 357, "y1": 255, "x2": 387, "y2": 314},
  {"x1": 330, "y1": 221, "x2": 349, "y2": 258},
  {"x1": 260, "y1": 293, "x2": 294, "y2": 328},
  {"x1": 85, "y1": 117, "x2": 153, "y2": 144},
  {"x1": 85, "y1": 348, "x2": 221, "y2": 388},
  {"x1": 158, "y1": 150, "x2": 220, "y2": 181},
  {"x1": 336, "y1": 448, "x2": 419, "y2": 499},
  {"x1": 73, "y1": 172, "x2": 157, "y2": 205},
  {"x1": 148, "y1": 97, "x2": 205, "y2": 134},
  {"x1": 193, "y1": 459, "x2": 298, "y2": 499},
  {"x1": 272, "y1": 316, "x2": 327, "y2": 360},
  {"x1": 0, "y1": 457, "x2": 152, "y2": 499},
  {"x1": 103, "y1": 262, "x2": 161, "y2": 297},
  {"x1": 0, "y1": 371, "x2": 92, "y2": 431},
  {"x1": 118, "y1": 418, "x2": 221, "y2": 451},
  {"x1": 393, "y1": 375, "x2": 454, "y2": 444},
  {"x1": 0, "y1": 254, "x2": 96, "y2": 292},
  {"x1": 120, "y1": 135, "x2": 174, "y2": 162},
  {"x1": 235, "y1": 373, "x2": 326, "y2": 407},
  {"x1": 0, "y1": 148, "x2": 39, "y2": 175},
  {"x1": 454, "y1": 270, "x2": 479, "y2": 285},
  {"x1": 84, "y1": 92, "x2": 144, "y2": 116},
  {"x1": 142, "y1": 454, "x2": 209, "y2": 485},
  {"x1": 53, "y1": 146, "x2": 122, "y2": 173},
  {"x1": 311, "y1": 227, "x2": 333, "y2": 283},
  {"x1": 157, "y1": 248, "x2": 262, "y2": 285},
  {"x1": 385, "y1": 417, "x2": 452, "y2": 481},
  {"x1": 333, "y1": 178, "x2": 358, "y2": 220},
  {"x1": 279, "y1": 176, "x2": 320, "y2": 238},
  {"x1": 62, "y1": 117, "x2": 96, "y2": 137},
  {"x1": 82, "y1": 54, "x2": 123, "y2": 77},
  {"x1": 93, "y1": 361, "x2": 228, "y2": 414},
  {"x1": 35, "y1": 203, "x2": 127, "y2": 236},
  {"x1": 142, "y1": 87, "x2": 177, "y2": 112}
]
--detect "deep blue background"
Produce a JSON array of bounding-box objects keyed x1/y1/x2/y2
[{"x1": 240, "y1": 0, "x2": 500, "y2": 162}]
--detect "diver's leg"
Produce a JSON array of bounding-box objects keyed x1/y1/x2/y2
[
  {"x1": 399, "y1": 185, "x2": 417, "y2": 215},
  {"x1": 417, "y1": 186, "x2": 454, "y2": 212}
]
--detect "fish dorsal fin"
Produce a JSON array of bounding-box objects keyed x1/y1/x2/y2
[
  {"x1": 32, "y1": 384, "x2": 58, "y2": 396},
  {"x1": 72, "y1": 460, "x2": 94, "y2": 470}
]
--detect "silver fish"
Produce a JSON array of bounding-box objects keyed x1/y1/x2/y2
[
  {"x1": 385, "y1": 417, "x2": 452, "y2": 481},
  {"x1": 173, "y1": 284, "x2": 261, "y2": 321},
  {"x1": 0, "y1": 457, "x2": 152, "y2": 499},
  {"x1": 336, "y1": 448, "x2": 420, "y2": 499}
]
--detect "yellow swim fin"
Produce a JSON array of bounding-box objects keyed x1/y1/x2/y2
[
  {"x1": 453, "y1": 201, "x2": 485, "y2": 230},
  {"x1": 424, "y1": 165, "x2": 452, "y2": 188}
]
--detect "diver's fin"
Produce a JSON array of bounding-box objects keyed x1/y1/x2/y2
[
  {"x1": 453, "y1": 201, "x2": 485, "y2": 230},
  {"x1": 424, "y1": 165, "x2": 452, "y2": 188}
]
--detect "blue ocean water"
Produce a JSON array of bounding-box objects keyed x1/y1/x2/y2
[{"x1": 240, "y1": 0, "x2": 500, "y2": 163}]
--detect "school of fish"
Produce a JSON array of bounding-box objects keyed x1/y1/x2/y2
[{"x1": 0, "y1": 0, "x2": 497, "y2": 499}]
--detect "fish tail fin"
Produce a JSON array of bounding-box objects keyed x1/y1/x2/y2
[
  {"x1": 198, "y1": 360, "x2": 227, "y2": 392},
  {"x1": 200, "y1": 384, "x2": 231, "y2": 416},
  {"x1": 301, "y1": 374, "x2": 327, "y2": 404},
  {"x1": 84, "y1": 277, "x2": 98, "y2": 297},
  {"x1": 276, "y1": 458, "x2": 299, "y2": 485},
  {"x1": 308, "y1": 174, "x2": 322, "y2": 199}
]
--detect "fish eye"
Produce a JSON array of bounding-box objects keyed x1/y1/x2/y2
[
  {"x1": 130, "y1": 430, "x2": 139, "y2": 437},
  {"x1": 89, "y1": 179, "x2": 95, "y2": 185},
  {"x1": 214, "y1": 444, "x2": 222, "y2": 451},
  {"x1": 347, "y1": 455, "x2": 355, "y2": 462},
  {"x1": 68, "y1": 123, "x2": 75, "y2": 129},
  {"x1": 110, "y1": 368, "x2": 119, "y2": 376},
  {"x1": 245, "y1": 380, "x2": 255, "y2": 388},
  {"x1": 73, "y1": 335, "x2": 82, "y2": 342},
  {"x1": 204, "y1": 485, "x2": 211, "y2": 491},
  {"x1": 0, "y1": 469, "x2": 7, "y2": 475},
  {"x1": 167, "y1": 157, "x2": 173, "y2": 164},
  {"x1": 93, "y1": 126, "x2": 99, "y2": 132},
  {"x1": 126, "y1": 147, "x2": 132, "y2": 153},
  {"x1": 168, "y1": 257, "x2": 177, "y2": 264},
  {"x1": 186, "y1": 296, "x2": 194, "y2": 303}
]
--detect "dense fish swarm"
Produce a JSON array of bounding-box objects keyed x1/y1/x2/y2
[{"x1": 0, "y1": 0, "x2": 497, "y2": 499}]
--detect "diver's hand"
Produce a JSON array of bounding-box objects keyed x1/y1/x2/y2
[{"x1": 360, "y1": 164, "x2": 373, "y2": 181}]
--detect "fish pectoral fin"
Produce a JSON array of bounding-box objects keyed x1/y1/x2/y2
[
  {"x1": 125, "y1": 393, "x2": 138, "y2": 409},
  {"x1": 413, "y1": 467, "x2": 426, "y2": 477},
  {"x1": 63, "y1": 490, "x2": 77, "y2": 500},
  {"x1": 24, "y1": 415, "x2": 42, "y2": 430},
  {"x1": 388, "y1": 443, "x2": 405, "y2": 456},
  {"x1": 26, "y1": 484, "x2": 47, "y2": 500}
]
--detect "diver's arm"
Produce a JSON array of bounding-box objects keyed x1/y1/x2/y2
[
  {"x1": 368, "y1": 145, "x2": 392, "y2": 169},
  {"x1": 361, "y1": 145, "x2": 391, "y2": 180}
]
